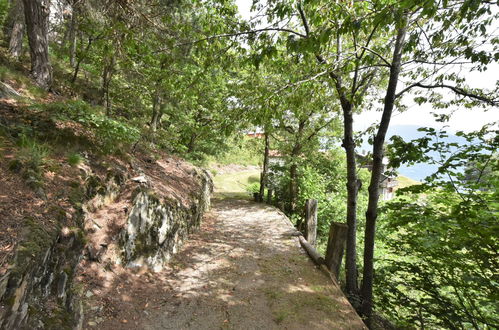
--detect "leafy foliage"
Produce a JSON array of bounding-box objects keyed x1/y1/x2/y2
[
  {"x1": 1, "y1": 0, "x2": 498, "y2": 327},
  {"x1": 33, "y1": 100, "x2": 140, "y2": 154},
  {"x1": 377, "y1": 126, "x2": 499, "y2": 328}
]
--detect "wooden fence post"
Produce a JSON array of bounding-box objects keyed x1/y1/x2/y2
[
  {"x1": 324, "y1": 222, "x2": 348, "y2": 280},
  {"x1": 267, "y1": 188, "x2": 273, "y2": 204},
  {"x1": 304, "y1": 199, "x2": 318, "y2": 247}
]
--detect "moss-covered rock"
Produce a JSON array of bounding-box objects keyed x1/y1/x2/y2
[
  {"x1": 0, "y1": 168, "x2": 124, "y2": 329},
  {"x1": 120, "y1": 170, "x2": 213, "y2": 272}
]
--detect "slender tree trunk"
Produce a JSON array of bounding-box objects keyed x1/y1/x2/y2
[
  {"x1": 2, "y1": 0, "x2": 13, "y2": 39},
  {"x1": 360, "y1": 17, "x2": 408, "y2": 325},
  {"x1": 68, "y1": 1, "x2": 78, "y2": 68},
  {"x1": 149, "y1": 90, "x2": 163, "y2": 132},
  {"x1": 102, "y1": 54, "x2": 116, "y2": 116},
  {"x1": 71, "y1": 36, "x2": 92, "y2": 83},
  {"x1": 342, "y1": 101, "x2": 361, "y2": 297},
  {"x1": 5, "y1": 0, "x2": 24, "y2": 58},
  {"x1": 187, "y1": 134, "x2": 197, "y2": 153},
  {"x1": 289, "y1": 120, "x2": 306, "y2": 216},
  {"x1": 289, "y1": 159, "x2": 299, "y2": 215},
  {"x1": 328, "y1": 71, "x2": 360, "y2": 297},
  {"x1": 22, "y1": 0, "x2": 52, "y2": 90},
  {"x1": 259, "y1": 131, "x2": 270, "y2": 202}
]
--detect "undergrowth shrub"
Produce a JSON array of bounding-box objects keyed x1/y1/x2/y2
[
  {"x1": 67, "y1": 152, "x2": 83, "y2": 166},
  {"x1": 9, "y1": 134, "x2": 50, "y2": 189},
  {"x1": 268, "y1": 150, "x2": 370, "y2": 254},
  {"x1": 245, "y1": 182, "x2": 260, "y2": 194},
  {"x1": 33, "y1": 100, "x2": 140, "y2": 154}
]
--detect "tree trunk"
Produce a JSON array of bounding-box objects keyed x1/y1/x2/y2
[
  {"x1": 22, "y1": 0, "x2": 52, "y2": 90},
  {"x1": 68, "y1": 1, "x2": 78, "y2": 68},
  {"x1": 149, "y1": 91, "x2": 163, "y2": 132},
  {"x1": 289, "y1": 162, "x2": 298, "y2": 214},
  {"x1": 341, "y1": 100, "x2": 360, "y2": 297},
  {"x1": 3, "y1": 0, "x2": 16, "y2": 40},
  {"x1": 289, "y1": 121, "x2": 305, "y2": 216},
  {"x1": 187, "y1": 134, "x2": 197, "y2": 153},
  {"x1": 259, "y1": 131, "x2": 270, "y2": 202},
  {"x1": 304, "y1": 199, "x2": 318, "y2": 247},
  {"x1": 71, "y1": 36, "x2": 92, "y2": 83},
  {"x1": 5, "y1": 0, "x2": 24, "y2": 58},
  {"x1": 102, "y1": 54, "x2": 116, "y2": 116},
  {"x1": 360, "y1": 17, "x2": 408, "y2": 325}
]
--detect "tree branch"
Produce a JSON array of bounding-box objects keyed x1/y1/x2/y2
[
  {"x1": 274, "y1": 70, "x2": 329, "y2": 94},
  {"x1": 395, "y1": 82, "x2": 498, "y2": 106},
  {"x1": 297, "y1": 1, "x2": 310, "y2": 37},
  {"x1": 359, "y1": 46, "x2": 391, "y2": 67},
  {"x1": 155, "y1": 27, "x2": 306, "y2": 53}
]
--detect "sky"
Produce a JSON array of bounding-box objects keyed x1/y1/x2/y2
[{"x1": 235, "y1": 0, "x2": 499, "y2": 134}]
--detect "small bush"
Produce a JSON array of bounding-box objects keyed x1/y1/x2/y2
[
  {"x1": 245, "y1": 182, "x2": 260, "y2": 194},
  {"x1": 10, "y1": 134, "x2": 50, "y2": 188},
  {"x1": 67, "y1": 152, "x2": 83, "y2": 166},
  {"x1": 32, "y1": 100, "x2": 140, "y2": 154}
]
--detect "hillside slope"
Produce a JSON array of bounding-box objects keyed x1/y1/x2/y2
[{"x1": 0, "y1": 58, "x2": 213, "y2": 329}]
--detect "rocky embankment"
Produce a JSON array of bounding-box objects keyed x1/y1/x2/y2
[{"x1": 0, "y1": 154, "x2": 212, "y2": 329}]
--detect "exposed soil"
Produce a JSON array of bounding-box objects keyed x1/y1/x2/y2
[
  {"x1": 82, "y1": 199, "x2": 366, "y2": 329},
  {"x1": 0, "y1": 98, "x2": 206, "y2": 277},
  {"x1": 0, "y1": 101, "x2": 83, "y2": 276}
]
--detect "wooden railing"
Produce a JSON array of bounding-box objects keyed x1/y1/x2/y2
[{"x1": 258, "y1": 190, "x2": 348, "y2": 281}]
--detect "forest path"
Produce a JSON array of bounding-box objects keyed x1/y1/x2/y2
[{"x1": 92, "y1": 199, "x2": 365, "y2": 329}]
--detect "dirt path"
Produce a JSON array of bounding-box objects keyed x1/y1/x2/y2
[{"x1": 87, "y1": 199, "x2": 365, "y2": 329}]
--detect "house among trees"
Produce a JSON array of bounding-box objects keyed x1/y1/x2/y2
[{"x1": 356, "y1": 153, "x2": 398, "y2": 200}]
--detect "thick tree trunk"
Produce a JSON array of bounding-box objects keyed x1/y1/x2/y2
[
  {"x1": 259, "y1": 132, "x2": 270, "y2": 202},
  {"x1": 360, "y1": 18, "x2": 408, "y2": 325},
  {"x1": 22, "y1": 0, "x2": 52, "y2": 90},
  {"x1": 5, "y1": 0, "x2": 24, "y2": 58}
]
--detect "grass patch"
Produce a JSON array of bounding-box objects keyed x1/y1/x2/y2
[
  {"x1": 0, "y1": 64, "x2": 47, "y2": 99},
  {"x1": 263, "y1": 287, "x2": 283, "y2": 301},
  {"x1": 9, "y1": 134, "x2": 50, "y2": 189},
  {"x1": 67, "y1": 152, "x2": 83, "y2": 166},
  {"x1": 396, "y1": 175, "x2": 420, "y2": 189},
  {"x1": 213, "y1": 169, "x2": 260, "y2": 200},
  {"x1": 273, "y1": 310, "x2": 290, "y2": 324}
]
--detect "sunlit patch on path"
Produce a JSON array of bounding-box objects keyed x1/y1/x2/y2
[{"x1": 91, "y1": 199, "x2": 365, "y2": 329}]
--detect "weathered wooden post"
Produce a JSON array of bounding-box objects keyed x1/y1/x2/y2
[
  {"x1": 304, "y1": 199, "x2": 318, "y2": 247},
  {"x1": 325, "y1": 222, "x2": 348, "y2": 280},
  {"x1": 267, "y1": 188, "x2": 273, "y2": 204}
]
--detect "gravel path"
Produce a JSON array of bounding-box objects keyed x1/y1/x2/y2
[
  {"x1": 140, "y1": 199, "x2": 366, "y2": 330},
  {"x1": 88, "y1": 199, "x2": 365, "y2": 329}
]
